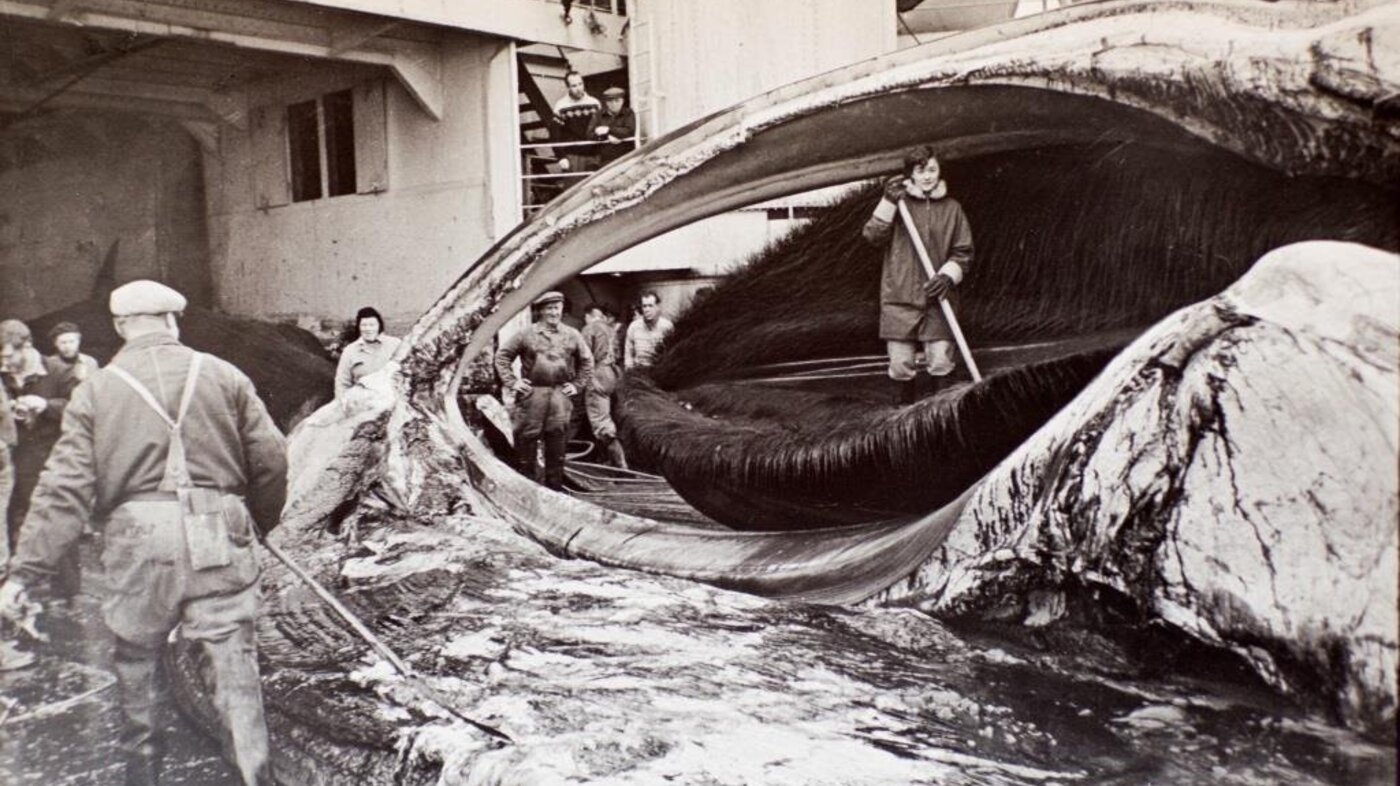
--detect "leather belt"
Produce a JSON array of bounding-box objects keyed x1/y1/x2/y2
[{"x1": 125, "y1": 488, "x2": 240, "y2": 503}]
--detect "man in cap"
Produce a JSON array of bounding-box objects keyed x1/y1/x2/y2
[
  {"x1": 1, "y1": 321, "x2": 88, "y2": 602},
  {"x1": 0, "y1": 362, "x2": 34, "y2": 670},
  {"x1": 46, "y1": 321, "x2": 100, "y2": 388},
  {"x1": 0, "y1": 280, "x2": 288, "y2": 785},
  {"x1": 0, "y1": 318, "x2": 43, "y2": 377},
  {"x1": 1, "y1": 320, "x2": 81, "y2": 601},
  {"x1": 581, "y1": 303, "x2": 627, "y2": 469},
  {"x1": 589, "y1": 86, "x2": 637, "y2": 166},
  {"x1": 35, "y1": 322, "x2": 101, "y2": 599},
  {"x1": 495, "y1": 291, "x2": 594, "y2": 490}
]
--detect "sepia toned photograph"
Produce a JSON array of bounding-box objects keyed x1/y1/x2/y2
[{"x1": 0, "y1": 0, "x2": 1395, "y2": 783}]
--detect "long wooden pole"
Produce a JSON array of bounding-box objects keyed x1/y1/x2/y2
[
  {"x1": 895, "y1": 199, "x2": 982, "y2": 382},
  {"x1": 261, "y1": 538, "x2": 514, "y2": 743}
]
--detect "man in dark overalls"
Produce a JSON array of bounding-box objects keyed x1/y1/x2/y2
[
  {"x1": 495, "y1": 291, "x2": 594, "y2": 490},
  {"x1": 0, "y1": 280, "x2": 287, "y2": 785}
]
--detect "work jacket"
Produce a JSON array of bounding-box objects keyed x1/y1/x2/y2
[
  {"x1": 45, "y1": 352, "x2": 99, "y2": 393},
  {"x1": 581, "y1": 320, "x2": 620, "y2": 394},
  {"x1": 3, "y1": 359, "x2": 68, "y2": 455},
  {"x1": 862, "y1": 185, "x2": 974, "y2": 342},
  {"x1": 0, "y1": 380, "x2": 14, "y2": 449},
  {"x1": 590, "y1": 107, "x2": 637, "y2": 164},
  {"x1": 495, "y1": 322, "x2": 594, "y2": 391},
  {"x1": 335, "y1": 335, "x2": 402, "y2": 396},
  {"x1": 10, "y1": 333, "x2": 287, "y2": 585}
]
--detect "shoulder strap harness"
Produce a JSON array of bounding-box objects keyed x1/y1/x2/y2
[{"x1": 106, "y1": 353, "x2": 204, "y2": 492}]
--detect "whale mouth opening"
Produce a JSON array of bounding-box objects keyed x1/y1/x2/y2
[
  {"x1": 379, "y1": 1, "x2": 1398, "y2": 580},
  {"x1": 490, "y1": 120, "x2": 1396, "y2": 532}
]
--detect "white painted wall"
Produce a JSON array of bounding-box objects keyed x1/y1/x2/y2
[
  {"x1": 588, "y1": 211, "x2": 810, "y2": 275},
  {"x1": 205, "y1": 34, "x2": 518, "y2": 331},
  {"x1": 607, "y1": 0, "x2": 894, "y2": 279},
  {"x1": 631, "y1": 0, "x2": 895, "y2": 140}
]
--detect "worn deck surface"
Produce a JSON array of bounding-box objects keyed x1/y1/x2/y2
[{"x1": 0, "y1": 538, "x2": 239, "y2": 785}]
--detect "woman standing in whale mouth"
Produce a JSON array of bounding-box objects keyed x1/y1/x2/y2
[{"x1": 862, "y1": 145, "x2": 974, "y2": 406}]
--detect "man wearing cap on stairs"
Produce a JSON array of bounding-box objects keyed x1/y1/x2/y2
[
  {"x1": 495, "y1": 291, "x2": 594, "y2": 490},
  {"x1": 0, "y1": 280, "x2": 288, "y2": 786},
  {"x1": 581, "y1": 303, "x2": 628, "y2": 469},
  {"x1": 589, "y1": 86, "x2": 637, "y2": 166}
]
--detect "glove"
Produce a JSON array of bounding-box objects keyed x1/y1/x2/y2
[
  {"x1": 882, "y1": 176, "x2": 906, "y2": 203},
  {"x1": 923, "y1": 273, "x2": 954, "y2": 300},
  {"x1": 18, "y1": 395, "x2": 46, "y2": 415},
  {"x1": 0, "y1": 582, "x2": 44, "y2": 642}
]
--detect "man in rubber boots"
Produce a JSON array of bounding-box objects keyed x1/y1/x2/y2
[
  {"x1": 581, "y1": 303, "x2": 627, "y2": 469},
  {"x1": 862, "y1": 145, "x2": 974, "y2": 405},
  {"x1": 0, "y1": 365, "x2": 34, "y2": 671},
  {"x1": 495, "y1": 291, "x2": 594, "y2": 490},
  {"x1": 0, "y1": 280, "x2": 288, "y2": 786}
]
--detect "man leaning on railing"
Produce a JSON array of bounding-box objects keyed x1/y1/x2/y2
[{"x1": 590, "y1": 86, "x2": 637, "y2": 166}]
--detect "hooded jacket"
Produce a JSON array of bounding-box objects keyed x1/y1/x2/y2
[{"x1": 861, "y1": 179, "x2": 974, "y2": 342}]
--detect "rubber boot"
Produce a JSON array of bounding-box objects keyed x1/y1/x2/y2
[
  {"x1": 605, "y1": 438, "x2": 628, "y2": 470},
  {"x1": 893, "y1": 379, "x2": 918, "y2": 406},
  {"x1": 124, "y1": 743, "x2": 161, "y2": 786},
  {"x1": 114, "y1": 638, "x2": 163, "y2": 786},
  {"x1": 202, "y1": 627, "x2": 275, "y2": 785},
  {"x1": 51, "y1": 545, "x2": 82, "y2": 604},
  {"x1": 0, "y1": 638, "x2": 35, "y2": 671},
  {"x1": 515, "y1": 436, "x2": 541, "y2": 482},
  {"x1": 543, "y1": 430, "x2": 568, "y2": 490},
  {"x1": 918, "y1": 374, "x2": 947, "y2": 400}
]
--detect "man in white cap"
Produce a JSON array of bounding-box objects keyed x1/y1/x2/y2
[
  {"x1": 0, "y1": 280, "x2": 287, "y2": 785},
  {"x1": 494, "y1": 291, "x2": 594, "y2": 490}
]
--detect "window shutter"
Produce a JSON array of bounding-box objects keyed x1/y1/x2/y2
[
  {"x1": 250, "y1": 104, "x2": 290, "y2": 208},
  {"x1": 354, "y1": 80, "x2": 389, "y2": 194}
]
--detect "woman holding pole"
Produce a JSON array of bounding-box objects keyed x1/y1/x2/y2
[{"x1": 861, "y1": 145, "x2": 978, "y2": 405}]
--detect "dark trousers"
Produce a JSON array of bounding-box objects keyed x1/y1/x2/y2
[
  {"x1": 105, "y1": 498, "x2": 273, "y2": 786},
  {"x1": 8, "y1": 440, "x2": 80, "y2": 597},
  {"x1": 512, "y1": 386, "x2": 574, "y2": 490}
]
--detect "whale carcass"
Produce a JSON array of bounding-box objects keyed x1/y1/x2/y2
[{"x1": 169, "y1": 2, "x2": 1397, "y2": 783}]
